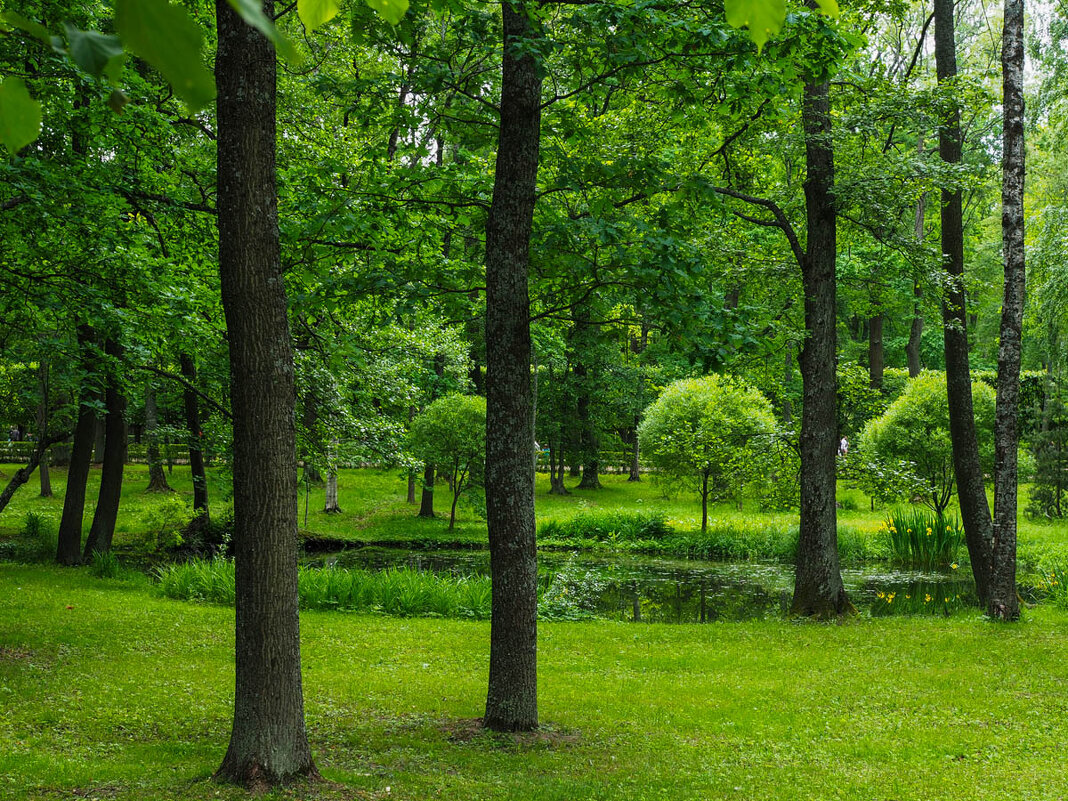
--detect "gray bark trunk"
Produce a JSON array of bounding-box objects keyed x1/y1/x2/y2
[
  {"x1": 790, "y1": 78, "x2": 851, "y2": 618},
  {"x1": 989, "y1": 0, "x2": 1025, "y2": 621},
  {"x1": 483, "y1": 0, "x2": 541, "y2": 733},
  {"x1": 214, "y1": 0, "x2": 315, "y2": 784}
]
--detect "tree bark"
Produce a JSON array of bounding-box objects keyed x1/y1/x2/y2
[
  {"x1": 0, "y1": 431, "x2": 67, "y2": 514},
  {"x1": 37, "y1": 360, "x2": 52, "y2": 498},
  {"x1": 989, "y1": 0, "x2": 1025, "y2": 621},
  {"x1": 57, "y1": 326, "x2": 99, "y2": 565},
  {"x1": 418, "y1": 463, "x2": 436, "y2": 517},
  {"x1": 868, "y1": 309, "x2": 884, "y2": 389},
  {"x1": 214, "y1": 0, "x2": 316, "y2": 785},
  {"x1": 144, "y1": 381, "x2": 172, "y2": 492},
  {"x1": 179, "y1": 353, "x2": 209, "y2": 519},
  {"x1": 628, "y1": 416, "x2": 641, "y2": 482},
  {"x1": 934, "y1": 0, "x2": 994, "y2": 605},
  {"x1": 483, "y1": 0, "x2": 541, "y2": 733},
  {"x1": 790, "y1": 78, "x2": 851, "y2": 618},
  {"x1": 907, "y1": 278, "x2": 924, "y2": 378},
  {"x1": 83, "y1": 339, "x2": 128, "y2": 558},
  {"x1": 323, "y1": 439, "x2": 341, "y2": 514}
]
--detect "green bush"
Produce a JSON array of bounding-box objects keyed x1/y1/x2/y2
[
  {"x1": 881, "y1": 507, "x2": 964, "y2": 570},
  {"x1": 18, "y1": 512, "x2": 56, "y2": 561},
  {"x1": 89, "y1": 549, "x2": 122, "y2": 579},
  {"x1": 538, "y1": 510, "x2": 673, "y2": 543}
]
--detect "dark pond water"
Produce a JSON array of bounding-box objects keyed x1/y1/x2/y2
[{"x1": 306, "y1": 547, "x2": 977, "y2": 622}]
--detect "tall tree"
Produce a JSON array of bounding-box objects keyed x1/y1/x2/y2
[
  {"x1": 82, "y1": 338, "x2": 128, "y2": 558},
  {"x1": 56, "y1": 325, "x2": 99, "y2": 565},
  {"x1": 144, "y1": 380, "x2": 172, "y2": 492},
  {"x1": 989, "y1": 0, "x2": 1025, "y2": 621},
  {"x1": 790, "y1": 75, "x2": 851, "y2": 617},
  {"x1": 214, "y1": 0, "x2": 315, "y2": 784},
  {"x1": 933, "y1": 0, "x2": 993, "y2": 604},
  {"x1": 483, "y1": 0, "x2": 542, "y2": 733},
  {"x1": 179, "y1": 353, "x2": 210, "y2": 519}
]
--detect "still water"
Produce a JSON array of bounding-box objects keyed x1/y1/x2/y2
[{"x1": 308, "y1": 547, "x2": 976, "y2": 622}]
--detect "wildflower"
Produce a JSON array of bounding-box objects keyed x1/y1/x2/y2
[
  {"x1": 905, "y1": 594, "x2": 911, "y2": 600},
  {"x1": 946, "y1": 526, "x2": 952, "y2": 532},
  {"x1": 951, "y1": 563, "x2": 958, "y2": 570},
  {"x1": 944, "y1": 597, "x2": 950, "y2": 603},
  {"x1": 926, "y1": 527, "x2": 932, "y2": 537},
  {"x1": 924, "y1": 594, "x2": 932, "y2": 603},
  {"x1": 876, "y1": 591, "x2": 886, "y2": 599}
]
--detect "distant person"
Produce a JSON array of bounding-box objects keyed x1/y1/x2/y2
[{"x1": 838, "y1": 436, "x2": 849, "y2": 458}]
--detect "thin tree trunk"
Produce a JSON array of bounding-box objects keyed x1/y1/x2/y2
[
  {"x1": 57, "y1": 326, "x2": 98, "y2": 565},
  {"x1": 179, "y1": 353, "x2": 209, "y2": 519},
  {"x1": 934, "y1": 0, "x2": 994, "y2": 605},
  {"x1": 144, "y1": 381, "x2": 172, "y2": 492},
  {"x1": 214, "y1": 0, "x2": 315, "y2": 785},
  {"x1": 83, "y1": 339, "x2": 128, "y2": 558},
  {"x1": 791, "y1": 78, "x2": 851, "y2": 618},
  {"x1": 483, "y1": 0, "x2": 541, "y2": 733},
  {"x1": 701, "y1": 473, "x2": 709, "y2": 533},
  {"x1": 989, "y1": 0, "x2": 1025, "y2": 621},
  {"x1": 628, "y1": 417, "x2": 641, "y2": 481},
  {"x1": 907, "y1": 162, "x2": 926, "y2": 378},
  {"x1": 868, "y1": 309, "x2": 884, "y2": 389},
  {"x1": 37, "y1": 360, "x2": 52, "y2": 498},
  {"x1": 0, "y1": 431, "x2": 66, "y2": 514},
  {"x1": 323, "y1": 438, "x2": 341, "y2": 513},
  {"x1": 407, "y1": 406, "x2": 418, "y2": 504}
]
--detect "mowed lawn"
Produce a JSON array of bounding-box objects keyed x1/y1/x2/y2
[{"x1": 2, "y1": 563, "x2": 1068, "y2": 800}]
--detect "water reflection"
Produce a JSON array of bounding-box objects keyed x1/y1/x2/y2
[{"x1": 308, "y1": 548, "x2": 976, "y2": 622}]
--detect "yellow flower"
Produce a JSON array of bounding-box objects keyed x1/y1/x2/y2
[
  {"x1": 926, "y1": 527, "x2": 932, "y2": 537},
  {"x1": 907, "y1": 528, "x2": 913, "y2": 534},
  {"x1": 905, "y1": 594, "x2": 911, "y2": 599},
  {"x1": 944, "y1": 597, "x2": 950, "y2": 603},
  {"x1": 951, "y1": 563, "x2": 958, "y2": 570},
  {"x1": 925, "y1": 594, "x2": 932, "y2": 603},
  {"x1": 876, "y1": 591, "x2": 886, "y2": 599},
  {"x1": 946, "y1": 525, "x2": 952, "y2": 532}
]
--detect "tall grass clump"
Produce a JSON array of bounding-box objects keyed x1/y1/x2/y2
[
  {"x1": 155, "y1": 559, "x2": 492, "y2": 619},
  {"x1": 18, "y1": 512, "x2": 57, "y2": 561},
  {"x1": 882, "y1": 507, "x2": 963, "y2": 569},
  {"x1": 539, "y1": 510, "x2": 672, "y2": 544},
  {"x1": 89, "y1": 549, "x2": 122, "y2": 579}
]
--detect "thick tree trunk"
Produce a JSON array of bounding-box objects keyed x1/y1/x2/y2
[
  {"x1": 791, "y1": 79, "x2": 851, "y2": 618},
  {"x1": 934, "y1": 0, "x2": 993, "y2": 605},
  {"x1": 989, "y1": 0, "x2": 1025, "y2": 621},
  {"x1": 83, "y1": 339, "x2": 128, "y2": 559},
  {"x1": 214, "y1": 0, "x2": 316, "y2": 785},
  {"x1": 179, "y1": 353, "x2": 209, "y2": 519},
  {"x1": 144, "y1": 381, "x2": 172, "y2": 493},
  {"x1": 57, "y1": 326, "x2": 99, "y2": 565},
  {"x1": 868, "y1": 310, "x2": 883, "y2": 389},
  {"x1": 483, "y1": 0, "x2": 541, "y2": 733},
  {"x1": 419, "y1": 463, "x2": 436, "y2": 517}
]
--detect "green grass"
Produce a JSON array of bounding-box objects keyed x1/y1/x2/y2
[
  {"x1": 3, "y1": 563, "x2": 1068, "y2": 800},
  {"x1": 2, "y1": 464, "x2": 1065, "y2": 567}
]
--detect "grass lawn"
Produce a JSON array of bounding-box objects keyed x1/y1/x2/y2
[
  {"x1": 2, "y1": 563, "x2": 1068, "y2": 800},
  {"x1": 1, "y1": 464, "x2": 1066, "y2": 566}
]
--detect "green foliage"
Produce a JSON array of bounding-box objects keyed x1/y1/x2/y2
[
  {"x1": 638, "y1": 375, "x2": 778, "y2": 513},
  {"x1": 881, "y1": 507, "x2": 964, "y2": 570},
  {"x1": 1027, "y1": 381, "x2": 1068, "y2": 519},
  {"x1": 837, "y1": 361, "x2": 889, "y2": 437},
  {"x1": 724, "y1": 0, "x2": 787, "y2": 54},
  {"x1": 859, "y1": 373, "x2": 996, "y2": 513},
  {"x1": 538, "y1": 510, "x2": 672, "y2": 543},
  {"x1": 139, "y1": 495, "x2": 194, "y2": 551},
  {"x1": 297, "y1": 0, "x2": 341, "y2": 31},
  {"x1": 0, "y1": 77, "x2": 41, "y2": 155},
  {"x1": 364, "y1": 0, "x2": 409, "y2": 26},
  {"x1": 114, "y1": 0, "x2": 216, "y2": 112},
  {"x1": 16, "y1": 511, "x2": 56, "y2": 561},
  {"x1": 408, "y1": 394, "x2": 486, "y2": 526},
  {"x1": 89, "y1": 548, "x2": 122, "y2": 579},
  {"x1": 1032, "y1": 564, "x2": 1068, "y2": 609},
  {"x1": 537, "y1": 557, "x2": 609, "y2": 621}
]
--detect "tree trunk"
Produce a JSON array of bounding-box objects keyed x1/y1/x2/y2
[
  {"x1": 907, "y1": 278, "x2": 924, "y2": 378},
  {"x1": 37, "y1": 360, "x2": 52, "y2": 498},
  {"x1": 407, "y1": 406, "x2": 418, "y2": 504},
  {"x1": 701, "y1": 473, "x2": 709, "y2": 533},
  {"x1": 57, "y1": 326, "x2": 99, "y2": 566},
  {"x1": 144, "y1": 381, "x2": 172, "y2": 492},
  {"x1": 934, "y1": 0, "x2": 993, "y2": 605},
  {"x1": 0, "y1": 431, "x2": 67, "y2": 514},
  {"x1": 989, "y1": 0, "x2": 1025, "y2": 621},
  {"x1": 483, "y1": 0, "x2": 541, "y2": 733},
  {"x1": 323, "y1": 440, "x2": 341, "y2": 513},
  {"x1": 83, "y1": 339, "x2": 128, "y2": 559},
  {"x1": 548, "y1": 440, "x2": 568, "y2": 495},
  {"x1": 868, "y1": 310, "x2": 883, "y2": 389},
  {"x1": 214, "y1": 0, "x2": 316, "y2": 785},
  {"x1": 179, "y1": 353, "x2": 210, "y2": 519},
  {"x1": 628, "y1": 417, "x2": 641, "y2": 482},
  {"x1": 790, "y1": 78, "x2": 851, "y2": 618},
  {"x1": 419, "y1": 463, "x2": 436, "y2": 517}
]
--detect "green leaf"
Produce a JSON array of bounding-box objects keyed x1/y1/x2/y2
[
  {"x1": 724, "y1": 0, "x2": 786, "y2": 54},
  {"x1": 1, "y1": 11, "x2": 51, "y2": 44},
  {"x1": 365, "y1": 0, "x2": 409, "y2": 26},
  {"x1": 115, "y1": 0, "x2": 216, "y2": 111},
  {"x1": 814, "y1": 0, "x2": 840, "y2": 17},
  {"x1": 225, "y1": 0, "x2": 301, "y2": 63},
  {"x1": 64, "y1": 24, "x2": 124, "y2": 77},
  {"x1": 298, "y1": 0, "x2": 341, "y2": 32},
  {"x1": 0, "y1": 78, "x2": 42, "y2": 155}
]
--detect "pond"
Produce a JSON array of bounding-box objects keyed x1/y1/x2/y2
[{"x1": 306, "y1": 547, "x2": 977, "y2": 622}]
